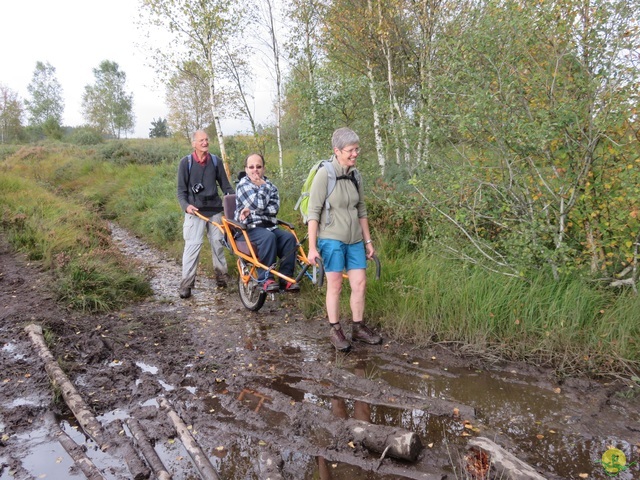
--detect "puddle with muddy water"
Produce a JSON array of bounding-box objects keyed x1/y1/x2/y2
[
  {"x1": 8, "y1": 343, "x2": 635, "y2": 479},
  {"x1": 192, "y1": 331, "x2": 638, "y2": 479}
]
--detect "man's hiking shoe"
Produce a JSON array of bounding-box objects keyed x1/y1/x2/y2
[
  {"x1": 283, "y1": 281, "x2": 300, "y2": 292},
  {"x1": 216, "y1": 273, "x2": 230, "y2": 288},
  {"x1": 329, "y1": 323, "x2": 351, "y2": 352},
  {"x1": 263, "y1": 279, "x2": 280, "y2": 293},
  {"x1": 179, "y1": 287, "x2": 191, "y2": 299},
  {"x1": 352, "y1": 322, "x2": 382, "y2": 345}
]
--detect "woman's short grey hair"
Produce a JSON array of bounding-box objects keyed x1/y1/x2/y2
[{"x1": 332, "y1": 127, "x2": 359, "y2": 150}]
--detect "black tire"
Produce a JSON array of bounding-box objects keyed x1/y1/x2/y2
[
  {"x1": 237, "y1": 263, "x2": 266, "y2": 311},
  {"x1": 315, "y1": 257, "x2": 325, "y2": 288}
]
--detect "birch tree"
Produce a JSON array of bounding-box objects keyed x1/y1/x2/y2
[
  {"x1": 165, "y1": 61, "x2": 215, "y2": 140},
  {"x1": 25, "y1": 61, "x2": 64, "y2": 128},
  {"x1": 285, "y1": 0, "x2": 326, "y2": 155},
  {"x1": 81, "y1": 60, "x2": 134, "y2": 139},
  {"x1": 258, "y1": 0, "x2": 285, "y2": 176},
  {"x1": 140, "y1": 0, "x2": 252, "y2": 173},
  {"x1": 0, "y1": 84, "x2": 23, "y2": 143}
]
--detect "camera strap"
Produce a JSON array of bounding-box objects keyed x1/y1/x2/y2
[{"x1": 187, "y1": 154, "x2": 216, "y2": 198}]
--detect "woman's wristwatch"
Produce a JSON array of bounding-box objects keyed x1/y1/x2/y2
[{"x1": 364, "y1": 239, "x2": 372, "y2": 245}]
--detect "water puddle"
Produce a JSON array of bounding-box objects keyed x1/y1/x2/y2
[
  {"x1": 342, "y1": 354, "x2": 638, "y2": 478},
  {"x1": 2, "y1": 426, "x2": 84, "y2": 479},
  {"x1": 136, "y1": 361, "x2": 159, "y2": 374},
  {"x1": 202, "y1": 329, "x2": 639, "y2": 480}
]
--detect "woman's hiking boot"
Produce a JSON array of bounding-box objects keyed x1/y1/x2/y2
[
  {"x1": 329, "y1": 323, "x2": 351, "y2": 352},
  {"x1": 351, "y1": 322, "x2": 382, "y2": 345}
]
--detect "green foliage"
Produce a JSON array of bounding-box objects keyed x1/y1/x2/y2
[
  {"x1": 67, "y1": 126, "x2": 104, "y2": 145},
  {"x1": 25, "y1": 61, "x2": 64, "y2": 127},
  {"x1": 57, "y1": 255, "x2": 150, "y2": 312},
  {"x1": 3, "y1": 142, "x2": 639, "y2": 376},
  {"x1": 365, "y1": 245, "x2": 639, "y2": 376},
  {"x1": 0, "y1": 144, "x2": 20, "y2": 161},
  {"x1": 81, "y1": 60, "x2": 134, "y2": 138},
  {"x1": 0, "y1": 84, "x2": 24, "y2": 144},
  {"x1": 42, "y1": 117, "x2": 63, "y2": 140},
  {"x1": 96, "y1": 138, "x2": 187, "y2": 165},
  {"x1": 367, "y1": 179, "x2": 432, "y2": 252},
  {"x1": 149, "y1": 118, "x2": 169, "y2": 138}
]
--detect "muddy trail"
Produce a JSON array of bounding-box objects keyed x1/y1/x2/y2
[{"x1": 1, "y1": 225, "x2": 639, "y2": 480}]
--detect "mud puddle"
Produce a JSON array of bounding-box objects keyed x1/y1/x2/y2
[{"x1": 1, "y1": 225, "x2": 639, "y2": 479}]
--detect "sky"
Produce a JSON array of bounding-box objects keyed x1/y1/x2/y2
[{"x1": 1, "y1": 0, "x2": 273, "y2": 138}]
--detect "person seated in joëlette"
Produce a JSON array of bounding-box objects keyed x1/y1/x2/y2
[{"x1": 234, "y1": 153, "x2": 300, "y2": 293}]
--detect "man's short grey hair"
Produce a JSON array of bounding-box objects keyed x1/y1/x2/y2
[
  {"x1": 332, "y1": 127, "x2": 359, "y2": 150},
  {"x1": 191, "y1": 130, "x2": 207, "y2": 142}
]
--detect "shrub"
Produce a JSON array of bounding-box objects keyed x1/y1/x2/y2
[{"x1": 67, "y1": 126, "x2": 104, "y2": 145}]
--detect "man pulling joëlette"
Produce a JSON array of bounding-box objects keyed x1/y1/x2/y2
[{"x1": 176, "y1": 130, "x2": 234, "y2": 298}]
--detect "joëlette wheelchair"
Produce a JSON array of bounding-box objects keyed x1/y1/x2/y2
[{"x1": 194, "y1": 194, "x2": 381, "y2": 312}]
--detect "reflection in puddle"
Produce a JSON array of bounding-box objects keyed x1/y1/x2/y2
[
  {"x1": 159, "y1": 379, "x2": 175, "y2": 391},
  {"x1": 2, "y1": 342, "x2": 26, "y2": 360},
  {"x1": 13, "y1": 426, "x2": 83, "y2": 479},
  {"x1": 344, "y1": 355, "x2": 639, "y2": 478},
  {"x1": 135, "y1": 361, "x2": 159, "y2": 374}
]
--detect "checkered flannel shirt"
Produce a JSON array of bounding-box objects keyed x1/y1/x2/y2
[{"x1": 234, "y1": 175, "x2": 280, "y2": 229}]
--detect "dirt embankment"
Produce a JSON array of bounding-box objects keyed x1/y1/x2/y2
[{"x1": 1, "y1": 227, "x2": 639, "y2": 480}]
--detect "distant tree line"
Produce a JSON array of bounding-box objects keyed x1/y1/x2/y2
[{"x1": 1, "y1": 59, "x2": 135, "y2": 143}]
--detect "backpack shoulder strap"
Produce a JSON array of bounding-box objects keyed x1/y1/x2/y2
[{"x1": 324, "y1": 160, "x2": 337, "y2": 199}]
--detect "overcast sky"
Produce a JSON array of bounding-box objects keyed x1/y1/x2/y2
[{"x1": 1, "y1": 0, "x2": 273, "y2": 138}]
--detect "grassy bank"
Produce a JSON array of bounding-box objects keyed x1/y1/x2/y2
[
  {"x1": 0, "y1": 148, "x2": 151, "y2": 311},
  {"x1": 2, "y1": 141, "x2": 638, "y2": 378}
]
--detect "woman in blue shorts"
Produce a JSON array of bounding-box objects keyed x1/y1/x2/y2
[{"x1": 306, "y1": 127, "x2": 382, "y2": 352}]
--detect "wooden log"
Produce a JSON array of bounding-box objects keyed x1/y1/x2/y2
[
  {"x1": 24, "y1": 324, "x2": 108, "y2": 448},
  {"x1": 47, "y1": 411, "x2": 106, "y2": 480},
  {"x1": 127, "y1": 418, "x2": 172, "y2": 480},
  {"x1": 107, "y1": 420, "x2": 151, "y2": 480},
  {"x1": 157, "y1": 398, "x2": 220, "y2": 480},
  {"x1": 468, "y1": 437, "x2": 547, "y2": 480},
  {"x1": 346, "y1": 419, "x2": 423, "y2": 462}
]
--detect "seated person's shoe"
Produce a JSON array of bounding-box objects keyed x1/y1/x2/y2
[
  {"x1": 179, "y1": 287, "x2": 191, "y2": 299},
  {"x1": 351, "y1": 322, "x2": 382, "y2": 345},
  {"x1": 329, "y1": 323, "x2": 351, "y2": 352},
  {"x1": 263, "y1": 279, "x2": 280, "y2": 292},
  {"x1": 283, "y1": 281, "x2": 300, "y2": 292}
]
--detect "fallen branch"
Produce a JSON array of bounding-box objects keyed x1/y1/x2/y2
[
  {"x1": 347, "y1": 419, "x2": 423, "y2": 462},
  {"x1": 46, "y1": 412, "x2": 105, "y2": 480},
  {"x1": 24, "y1": 324, "x2": 108, "y2": 448},
  {"x1": 468, "y1": 437, "x2": 546, "y2": 480},
  {"x1": 107, "y1": 420, "x2": 151, "y2": 480},
  {"x1": 157, "y1": 397, "x2": 220, "y2": 480},
  {"x1": 127, "y1": 418, "x2": 172, "y2": 480}
]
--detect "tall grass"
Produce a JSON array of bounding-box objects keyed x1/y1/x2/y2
[
  {"x1": 366, "y1": 247, "x2": 639, "y2": 376},
  {"x1": 0, "y1": 166, "x2": 151, "y2": 312}
]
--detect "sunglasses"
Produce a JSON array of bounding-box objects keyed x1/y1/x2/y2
[{"x1": 246, "y1": 165, "x2": 263, "y2": 170}]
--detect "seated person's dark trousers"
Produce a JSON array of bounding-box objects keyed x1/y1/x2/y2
[{"x1": 245, "y1": 227, "x2": 296, "y2": 282}]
